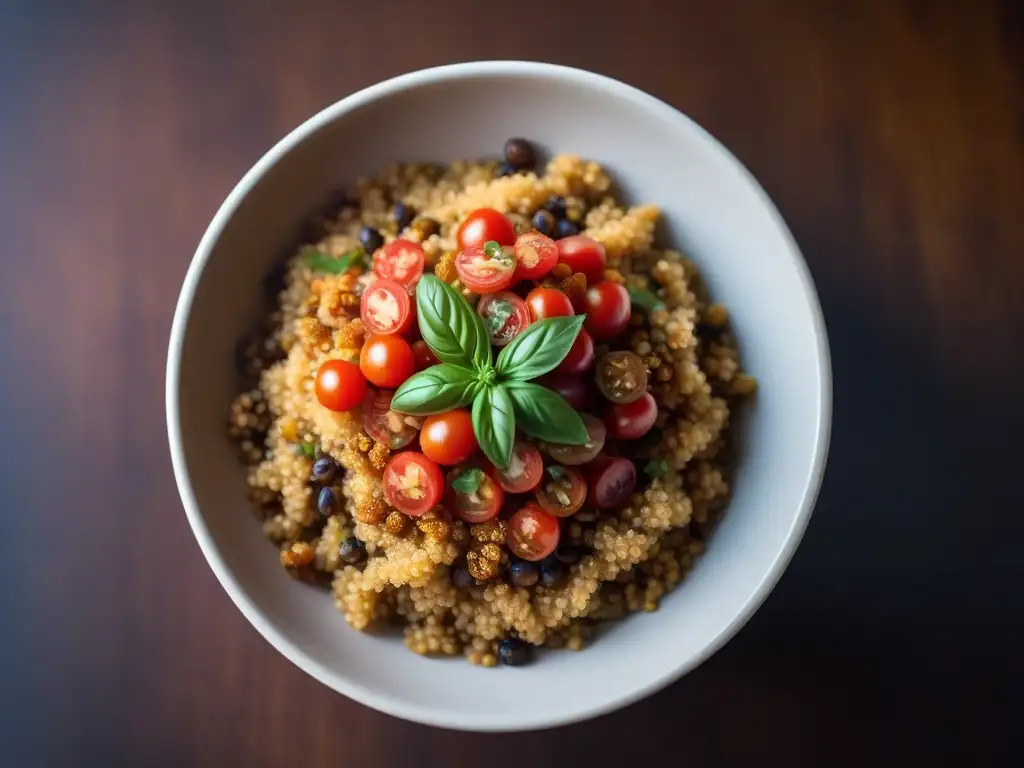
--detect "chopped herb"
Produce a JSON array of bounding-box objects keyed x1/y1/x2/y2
[
  {"x1": 483, "y1": 299, "x2": 514, "y2": 336},
  {"x1": 483, "y1": 240, "x2": 513, "y2": 264},
  {"x1": 303, "y1": 247, "x2": 366, "y2": 275},
  {"x1": 644, "y1": 459, "x2": 668, "y2": 478},
  {"x1": 452, "y1": 468, "x2": 485, "y2": 495},
  {"x1": 628, "y1": 287, "x2": 665, "y2": 312},
  {"x1": 301, "y1": 442, "x2": 316, "y2": 457},
  {"x1": 546, "y1": 465, "x2": 567, "y2": 482}
]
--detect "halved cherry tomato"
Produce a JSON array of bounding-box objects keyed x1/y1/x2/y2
[
  {"x1": 556, "y1": 235, "x2": 606, "y2": 284},
  {"x1": 363, "y1": 389, "x2": 421, "y2": 449},
  {"x1": 383, "y1": 451, "x2": 444, "y2": 517},
  {"x1": 525, "y1": 286, "x2": 574, "y2": 321},
  {"x1": 477, "y1": 291, "x2": 531, "y2": 347},
  {"x1": 446, "y1": 466, "x2": 504, "y2": 524},
  {"x1": 534, "y1": 465, "x2": 587, "y2": 517},
  {"x1": 596, "y1": 351, "x2": 648, "y2": 404},
  {"x1": 537, "y1": 373, "x2": 590, "y2": 410},
  {"x1": 373, "y1": 238, "x2": 424, "y2": 288},
  {"x1": 506, "y1": 505, "x2": 561, "y2": 561},
  {"x1": 541, "y1": 414, "x2": 605, "y2": 466},
  {"x1": 582, "y1": 281, "x2": 631, "y2": 340},
  {"x1": 586, "y1": 456, "x2": 638, "y2": 508},
  {"x1": 359, "y1": 334, "x2": 415, "y2": 388},
  {"x1": 605, "y1": 392, "x2": 658, "y2": 440},
  {"x1": 314, "y1": 359, "x2": 368, "y2": 412},
  {"x1": 513, "y1": 231, "x2": 558, "y2": 281},
  {"x1": 419, "y1": 409, "x2": 478, "y2": 466},
  {"x1": 488, "y1": 439, "x2": 543, "y2": 493},
  {"x1": 361, "y1": 278, "x2": 413, "y2": 336},
  {"x1": 455, "y1": 243, "x2": 516, "y2": 293},
  {"x1": 412, "y1": 340, "x2": 438, "y2": 371},
  {"x1": 456, "y1": 208, "x2": 517, "y2": 251},
  {"x1": 555, "y1": 328, "x2": 595, "y2": 375}
]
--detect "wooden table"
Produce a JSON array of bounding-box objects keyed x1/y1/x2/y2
[{"x1": 2, "y1": 0, "x2": 1021, "y2": 764}]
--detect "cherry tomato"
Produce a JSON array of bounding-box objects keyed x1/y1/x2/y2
[
  {"x1": 363, "y1": 389, "x2": 421, "y2": 449},
  {"x1": 455, "y1": 243, "x2": 517, "y2": 293},
  {"x1": 412, "y1": 340, "x2": 438, "y2": 371},
  {"x1": 525, "y1": 286, "x2": 574, "y2": 322},
  {"x1": 361, "y1": 278, "x2": 413, "y2": 336},
  {"x1": 383, "y1": 452, "x2": 444, "y2": 517},
  {"x1": 456, "y1": 208, "x2": 517, "y2": 251},
  {"x1": 605, "y1": 392, "x2": 658, "y2": 440},
  {"x1": 506, "y1": 505, "x2": 561, "y2": 562},
  {"x1": 541, "y1": 414, "x2": 605, "y2": 466},
  {"x1": 586, "y1": 456, "x2": 638, "y2": 508},
  {"x1": 596, "y1": 351, "x2": 649, "y2": 404},
  {"x1": 373, "y1": 239, "x2": 424, "y2": 288},
  {"x1": 555, "y1": 328, "x2": 595, "y2": 375},
  {"x1": 513, "y1": 231, "x2": 558, "y2": 281},
  {"x1": 419, "y1": 409, "x2": 478, "y2": 466},
  {"x1": 556, "y1": 235, "x2": 607, "y2": 284},
  {"x1": 488, "y1": 439, "x2": 543, "y2": 493},
  {"x1": 534, "y1": 465, "x2": 587, "y2": 517},
  {"x1": 582, "y1": 281, "x2": 631, "y2": 340},
  {"x1": 477, "y1": 291, "x2": 531, "y2": 347},
  {"x1": 359, "y1": 335, "x2": 415, "y2": 388},
  {"x1": 314, "y1": 359, "x2": 368, "y2": 412},
  {"x1": 447, "y1": 467, "x2": 504, "y2": 524},
  {"x1": 537, "y1": 373, "x2": 590, "y2": 410}
]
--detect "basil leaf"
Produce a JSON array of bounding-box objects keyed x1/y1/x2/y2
[
  {"x1": 546, "y1": 465, "x2": 566, "y2": 481},
  {"x1": 415, "y1": 275, "x2": 491, "y2": 370},
  {"x1": 304, "y1": 247, "x2": 366, "y2": 274},
  {"x1": 628, "y1": 286, "x2": 665, "y2": 312},
  {"x1": 472, "y1": 385, "x2": 515, "y2": 469},
  {"x1": 451, "y1": 468, "x2": 484, "y2": 494},
  {"x1": 503, "y1": 381, "x2": 588, "y2": 445},
  {"x1": 390, "y1": 364, "x2": 479, "y2": 415},
  {"x1": 644, "y1": 459, "x2": 668, "y2": 478},
  {"x1": 495, "y1": 315, "x2": 586, "y2": 381}
]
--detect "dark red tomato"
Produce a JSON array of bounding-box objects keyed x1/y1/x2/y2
[
  {"x1": 513, "y1": 231, "x2": 558, "y2": 281},
  {"x1": 605, "y1": 392, "x2": 658, "y2": 440},
  {"x1": 555, "y1": 328, "x2": 595, "y2": 375},
  {"x1": 359, "y1": 335, "x2": 415, "y2": 388},
  {"x1": 456, "y1": 208, "x2": 516, "y2": 251},
  {"x1": 373, "y1": 239, "x2": 424, "y2": 288},
  {"x1": 455, "y1": 243, "x2": 516, "y2": 293},
  {"x1": 582, "y1": 281, "x2": 631, "y2": 340},
  {"x1": 537, "y1": 373, "x2": 589, "y2": 410},
  {"x1": 506, "y1": 505, "x2": 561, "y2": 562},
  {"x1": 383, "y1": 451, "x2": 444, "y2": 517},
  {"x1": 488, "y1": 439, "x2": 543, "y2": 493},
  {"x1": 586, "y1": 455, "x2": 638, "y2": 508},
  {"x1": 419, "y1": 409, "x2": 478, "y2": 466},
  {"x1": 477, "y1": 291, "x2": 531, "y2": 347},
  {"x1": 412, "y1": 340, "x2": 438, "y2": 371},
  {"x1": 446, "y1": 467, "x2": 504, "y2": 524},
  {"x1": 534, "y1": 465, "x2": 587, "y2": 517},
  {"x1": 363, "y1": 389, "x2": 421, "y2": 449},
  {"x1": 361, "y1": 278, "x2": 413, "y2": 336},
  {"x1": 556, "y1": 235, "x2": 607, "y2": 284},
  {"x1": 542, "y1": 414, "x2": 605, "y2": 466},
  {"x1": 314, "y1": 359, "x2": 368, "y2": 412},
  {"x1": 525, "y1": 286, "x2": 574, "y2": 322},
  {"x1": 595, "y1": 351, "x2": 648, "y2": 404}
]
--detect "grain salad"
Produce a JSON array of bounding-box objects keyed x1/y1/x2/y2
[{"x1": 228, "y1": 138, "x2": 756, "y2": 666}]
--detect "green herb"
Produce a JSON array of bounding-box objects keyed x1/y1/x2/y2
[
  {"x1": 390, "y1": 365, "x2": 481, "y2": 415},
  {"x1": 546, "y1": 465, "x2": 567, "y2": 481},
  {"x1": 303, "y1": 247, "x2": 366, "y2": 275},
  {"x1": 483, "y1": 299, "x2": 514, "y2": 337},
  {"x1": 415, "y1": 275, "x2": 491, "y2": 370},
  {"x1": 300, "y1": 442, "x2": 316, "y2": 457},
  {"x1": 644, "y1": 459, "x2": 668, "y2": 478},
  {"x1": 628, "y1": 287, "x2": 665, "y2": 312},
  {"x1": 495, "y1": 315, "x2": 586, "y2": 381},
  {"x1": 472, "y1": 385, "x2": 516, "y2": 468},
  {"x1": 451, "y1": 468, "x2": 485, "y2": 495},
  {"x1": 483, "y1": 240, "x2": 513, "y2": 264},
  {"x1": 503, "y1": 381, "x2": 588, "y2": 445}
]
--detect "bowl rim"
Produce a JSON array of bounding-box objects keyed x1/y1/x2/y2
[{"x1": 166, "y1": 60, "x2": 832, "y2": 732}]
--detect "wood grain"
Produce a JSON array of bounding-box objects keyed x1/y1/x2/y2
[{"x1": 1, "y1": 0, "x2": 1021, "y2": 765}]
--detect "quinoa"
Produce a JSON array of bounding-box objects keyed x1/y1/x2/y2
[{"x1": 228, "y1": 149, "x2": 755, "y2": 665}]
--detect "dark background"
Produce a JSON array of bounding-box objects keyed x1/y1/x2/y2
[{"x1": 1, "y1": 0, "x2": 1022, "y2": 765}]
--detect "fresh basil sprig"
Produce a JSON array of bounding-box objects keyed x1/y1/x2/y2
[
  {"x1": 415, "y1": 275, "x2": 492, "y2": 370},
  {"x1": 496, "y1": 314, "x2": 586, "y2": 381},
  {"x1": 503, "y1": 381, "x2": 589, "y2": 445},
  {"x1": 390, "y1": 364, "x2": 481, "y2": 415},
  {"x1": 304, "y1": 247, "x2": 366, "y2": 275}
]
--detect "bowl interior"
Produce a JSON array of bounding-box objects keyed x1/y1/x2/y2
[{"x1": 168, "y1": 64, "x2": 829, "y2": 731}]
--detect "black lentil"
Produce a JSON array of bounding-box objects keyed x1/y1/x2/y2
[
  {"x1": 540, "y1": 558, "x2": 569, "y2": 589},
  {"x1": 497, "y1": 637, "x2": 531, "y2": 666},
  {"x1": 555, "y1": 546, "x2": 587, "y2": 566},
  {"x1": 311, "y1": 456, "x2": 337, "y2": 483},
  {"x1": 503, "y1": 137, "x2": 536, "y2": 170},
  {"x1": 543, "y1": 195, "x2": 567, "y2": 217},
  {"x1": 316, "y1": 486, "x2": 337, "y2": 517},
  {"x1": 555, "y1": 218, "x2": 579, "y2": 238},
  {"x1": 496, "y1": 162, "x2": 518, "y2": 178},
  {"x1": 392, "y1": 202, "x2": 415, "y2": 230},
  {"x1": 358, "y1": 225, "x2": 384, "y2": 253},
  {"x1": 531, "y1": 209, "x2": 556, "y2": 237},
  {"x1": 508, "y1": 560, "x2": 539, "y2": 588},
  {"x1": 338, "y1": 537, "x2": 366, "y2": 565}
]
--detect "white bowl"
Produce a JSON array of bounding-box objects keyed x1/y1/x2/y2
[{"x1": 166, "y1": 61, "x2": 831, "y2": 732}]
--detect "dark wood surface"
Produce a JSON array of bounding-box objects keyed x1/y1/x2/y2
[{"x1": 1, "y1": 0, "x2": 1021, "y2": 765}]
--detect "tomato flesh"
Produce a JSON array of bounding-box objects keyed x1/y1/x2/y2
[
  {"x1": 361, "y1": 278, "x2": 413, "y2": 335},
  {"x1": 525, "y1": 286, "x2": 574, "y2": 322},
  {"x1": 489, "y1": 439, "x2": 543, "y2": 493},
  {"x1": 314, "y1": 359, "x2": 368, "y2": 412},
  {"x1": 359, "y1": 334, "x2": 415, "y2": 388},
  {"x1": 534, "y1": 465, "x2": 587, "y2": 517},
  {"x1": 506, "y1": 505, "x2": 561, "y2": 562},
  {"x1": 513, "y1": 231, "x2": 558, "y2": 281},
  {"x1": 447, "y1": 467, "x2": 504, "y2": 524},
  {"x1": 363, "y1": 390, "x2": 421, "y2": 449},
  {"x1": 555, "y1": 328, "x2": 595, "y2": 375},
  {"x1": 419, "y1": 409, "x2": 478, "y2": 466},
  {"x1": 556, "y1": 236, "x2": 607, "y2": 284},
  {"x1": 605, "y1": 392, "x2": 658, "y2": 440},
  {"x1": 477, "y1": 292, "x2": 531, "y2": 347},
  {"x1": 383, "y1": 452, "x2": 444, "y2": 517},
  {"x1": 374, "y1": 239, "x2": 424, "y2": 288},
  {"x1": 582, "y1": 281, "x2": 631, "y2": 340},
  {"x1": 455, "y1": 244, "x2": 516, "y2": 293},
  {"x1": 586, "y1": 456, "x2": 638, "y2": 508},
  {"x1": 457, "y1": 208, "x2": 516, "y2": 251}
]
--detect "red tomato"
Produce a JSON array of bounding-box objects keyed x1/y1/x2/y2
[
  {"x1": 556, "y1": 235, "x2": 607, "y2": 284},
  {"x1": 507, "y1": 505, "x2": 561, "y2": 561},
  {"x1": 447, "y1": 467, "x2": 504, "y2": 524},
  {"x1": 582, "y1": 281, "x2": 631, "y2": 340},
  {"x1": 555, "y1": 328, "x2": 595, "y2": 375},
  {"x1": 359, "y1": 335, "x2": 415, "y2": 388},
  {"x1": 419, "y1": 409, "x2": 478, "y2": 466},
  {"x1": 456, "y1": 208, "x2": 516, "y2": 251},
  {"x1": 605, "y1": 392, "x2": 658, "y2": 440},
  {"x1": 373, "y1": 239, "x2": 424, "y2": 288},
  {"x1": 537, "y1": 373, "x2": 590, "y2": 410},
  {"x1": 488, "y1": 439, "x2": 543, "y2": 493},
  {"x1": 412, "y1": 340, "x2": 438, "y2": 371},
  {"x1": 534, "y1": 465, "x2": 587, "y2": 517},
  {"x1": 477, "y1": 291, "x2": 531, "y2": 347},
  {"x1": 363, "y1": 389, "x2": 421, "y2": 449},
  {"x1": 361, "y1": 278, "x2": 413, "y2": 336},
  {"x1": 525, "y1": 286, "x2": 574, "y2": 322},
  {"x1": 513, "y1": 231, "x2": 558, "y2": 281},
  {"x1": 542, "y1": 414, "x2": 605, "y2": 466},
  {"x1": 455, "y1": 243, "x2": 516, "y2": 293},
  {"x1": 586, "y1": 456, "x2": 638, "y2": 508},
  {"x1": 383, "y1": 452, "x2": 444, "y2": 517},
  {"x1": 314, "y1": 359, "x2": 368, "y2": 412}
]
